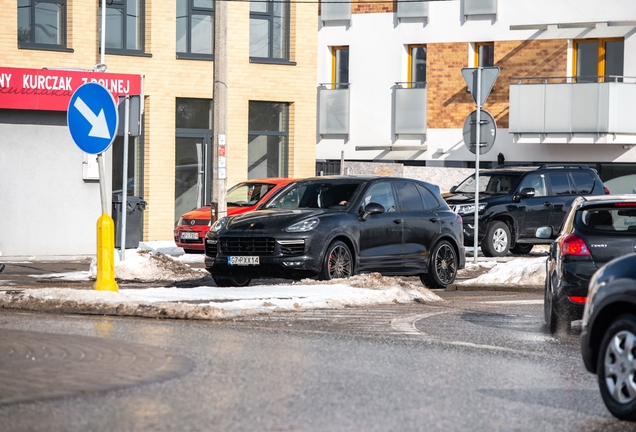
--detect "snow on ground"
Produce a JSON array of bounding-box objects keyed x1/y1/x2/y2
[
  {"x1": 458, "y1": 257, "x2": 547, "y2": 286},
  {"x1": 18, "y1": 273, "x2": 442, "y2": 319},
  {"x1": 12, "y1": 241, "x2": 547, "y2": 319}
]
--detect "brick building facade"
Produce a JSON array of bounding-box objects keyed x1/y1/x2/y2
[{"x1": 0, "y1": 0, "x2": 317, "y2": 258}]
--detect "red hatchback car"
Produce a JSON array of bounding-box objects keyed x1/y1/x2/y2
[{"x1": 174, "y1": 178, "x2": 295, "y2": 253}]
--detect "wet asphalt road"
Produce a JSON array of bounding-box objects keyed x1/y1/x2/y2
[{"x1": 0, "y1": 291, "x2": 633, "y2": 431}]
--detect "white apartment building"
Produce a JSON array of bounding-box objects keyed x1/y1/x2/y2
[{"x1": 316, "y1": 0, "x2": 636, "y2": 193}]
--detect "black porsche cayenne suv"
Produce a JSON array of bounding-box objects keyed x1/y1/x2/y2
[{"x1": 204, "y1": 176, "x2": 465, "y2": 288}]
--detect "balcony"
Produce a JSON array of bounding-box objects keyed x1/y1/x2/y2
[
  {"x1": 464, "y1": 0, "x2": 497, "y2": 18},
  {"x1": 509, "y1": 77, "x2": 636, "y2": 138},
  {"x1": 397, "y1": 0, "x2": 429, "y2": 20},
  {"x1": 321, "y1": 1, "x2": 351, "y2": 23},
  {"x1": 393, "y1": 83, "x2": 427, "y2": 137},
  {"x1": 318, "y1": 84, "x2": 350, "y2": 136}
]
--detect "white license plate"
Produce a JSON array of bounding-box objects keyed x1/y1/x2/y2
[
  {"x1": 180, "y1": 232, "x2": 199, "y2": 240},
  {"x1": 229, "y1": 256, "x2": 259, "y2": 266}
]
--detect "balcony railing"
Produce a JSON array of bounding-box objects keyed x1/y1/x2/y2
[
  {"x1": 321, "y1": 1, "x2": 351, "y2": 23},
  {"x1": 394, "y1": 82, "x2": 427, "y2": 136},
  {"x1": 464, "y1": 0, "x2": 497, "y2": 17},
  {"x1": 509, "y1": 76, "x2": 636, "y2": 135},
  {"x1": 318, "y1": 84, "x2": 350, "y2": 136},
  {"x1": 397, "y1": 0, "x2": 429, "y2": 20}
]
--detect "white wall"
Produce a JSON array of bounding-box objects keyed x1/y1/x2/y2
[
  {"x1": 317, "y1": 0, "x2": 636, "y2": 164},
  {"x1": 0, "y1": 111, "x2": 111, "y2": 258}
]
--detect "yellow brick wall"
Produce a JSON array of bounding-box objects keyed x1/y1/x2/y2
[
  {"x1": 427, "y1": 40, "x2": 568, "y2": 129},
  {"x1": 0, "y1": 0, "x2": 318, "y2": 241},
  {"x1": 226, "y1": 1, "x2": 318, "y2": 182}
]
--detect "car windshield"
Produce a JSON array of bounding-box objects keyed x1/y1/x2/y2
[
  {"x1": 265, "y1": 180, "x2": 364, "y2": 210},
  {"x1": 454, "y1": 173, "x2": 521, "y2": 195},
  {"x1": 577, "y1": 205, "x2": 636, "y2": 233},
  {"x1": 226, "y1": 182, "x2": 277, "y2": 207}
]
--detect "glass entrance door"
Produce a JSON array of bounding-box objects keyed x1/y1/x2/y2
[{"x1": 175, "y1": 135, "x2": 210, "y2": 225}]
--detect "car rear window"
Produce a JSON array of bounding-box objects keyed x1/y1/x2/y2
[
  {"x1": 570, "y1": 172, "x2": 595, "y2": 194},
  {"x1": 417, "y1": 184, "x2": 441, "y2": 209},
  {"x1": 577, "y1": 205, "x2": 636, "y2": 233}
]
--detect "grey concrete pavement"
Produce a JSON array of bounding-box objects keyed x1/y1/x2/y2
[{"x1": 0, "y1": 326, "x2": 194, "y2": 406}]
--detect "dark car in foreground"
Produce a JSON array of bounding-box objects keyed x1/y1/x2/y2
[
  {"x1": 204, "y1": 176, "x2": 465, "y2": 287},
  {"x1": 540, "y1": 195, "x2": 636, "y2": 333},
  {"x1": 445, "y1": 164, "x2": 608, "y2": 257},
  {"x1": 581, "y1": 253, "x2": 636, "y2": 420}
]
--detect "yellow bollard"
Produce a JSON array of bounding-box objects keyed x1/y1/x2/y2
[{"x1": 94, "y1": 213, "x2": 119, "y2": 292}]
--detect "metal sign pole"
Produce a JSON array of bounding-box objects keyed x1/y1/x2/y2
[
  {"x1": 120, "y1": 96, "x2": 130, "y2": 260},
  {"x1": 474, "y1": 67, "x2": 482, "y2": 264}
]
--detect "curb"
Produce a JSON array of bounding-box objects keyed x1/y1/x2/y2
[{"x1": 446, "y1": 284, "x2": 541, "y2": 293}]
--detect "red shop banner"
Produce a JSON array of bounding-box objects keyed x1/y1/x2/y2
[{"x1": 0, "y1": 67, "x2": 142, "y2": 111}]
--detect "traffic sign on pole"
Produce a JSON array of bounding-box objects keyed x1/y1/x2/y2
[
  {"x1": 68, "y1": 82, "x2": 119, "y2": 291},
  {"x1": 462, "y1": 110, "x2": 497, "y2": 155},
  {"x1": 461, "y1": 67, "x2": 500, "y2": 107},
  {"x1": 67, "y1": 82, "x2": 118, "y2": 154}
]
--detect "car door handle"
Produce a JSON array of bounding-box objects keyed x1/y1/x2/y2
[
  {"x1": 429, "y1": 217, "x2": 439, "y2": 223},
  {"x1": 393, "y1": 219, "x2": 402, "y2": 224},
  {"x1": 544, "y1": 202, "x2": 553, "y2": 207}
]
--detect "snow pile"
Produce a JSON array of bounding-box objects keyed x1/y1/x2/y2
[
  {"x1": 87, "y1": 249, "x2": 209, "y2": 282},
  {"x1": 2, "y1": 274, "x2": 443, "y2": 319},
  {"x1": 459, "y1": 257, "x2": 546, "y2": 287}
]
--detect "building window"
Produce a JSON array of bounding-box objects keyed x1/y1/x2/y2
[
  {"x1": 574, "y1": 38, "x2": 624, "y2": 83},
  {"x1": 18, "y1": 0, "x2": 66, "y2": 49},
  {"x1": 100, "y1": 0, "x2": 145, "y2": 54},
  {"x1": 474, "y1": 42, "x2": 494, "y2": 67},
  {"x1": 175, "y1": 98, "x2": 213, "y2": 224},
  {"x1": 177, "y1": 0, "x2": 213, "y2": 58},
  {"x1": 332, "y1": 46, "x2": 349, "y2": 89},
  {"x1": 408, "y1": 45, "x2": 426, "y2": 88},
  {"x1": 250, "y1": 0, "x2": 289, "y2": 62},
  {"x1": 248, "y1": 102, "x2": 289, "y2": 179}
]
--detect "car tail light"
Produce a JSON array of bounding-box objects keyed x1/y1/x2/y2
[
  {"x1": 603, "y1": 187, "x2": 610, "y2": 195},
  {"x1": 559, "y1": 233, "x2": 590, "y2": 257},
  {"x1": 568, "y1": 296, "x2": 587, "y2": 304},
  {"x1": 613, "y1": 202, "x2": 636, "y2": 207},
  {"x1": 456, "y1": 214, "x2": 463, "y2": 226}
]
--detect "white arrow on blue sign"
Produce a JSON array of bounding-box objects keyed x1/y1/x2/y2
[{"x1": 67, "y1": 82, "x2": 119, "y2": 154}]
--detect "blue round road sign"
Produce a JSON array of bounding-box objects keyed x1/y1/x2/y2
[{"x1": 67, "y1": 82, "x2": 119, "y2": 154}]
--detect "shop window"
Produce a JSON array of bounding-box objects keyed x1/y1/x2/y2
[
  {"x1": 177, "y1": 0, "x2": 213, "y2": 59},
  {"x1": 408, "y1": 45, "x2": 427, "y2": 88},
  {"x1": 474, "y1": 42, "x2": 494, "y2": 67},
  {"x1": 18, "y1": 0, "x2": 67, "y2": 50},
  {"x1": 175, "y1": 98, "x2": 213, "y2": 224},
  {"x1": 332, "y1": 46, "x2": 349, "y2": 89},
  {"x1": 100, "y1": 0, "x2": 145, "y2": 54},
  {"x1": 250, "y1": 0, "x2": 289, "y2": 62},
  {"x1": 574, "y1": 38, "x2": 624, "y2": 83},
  {"x1": 248, "y1": 102, "x2": 289, "y2": 179}
]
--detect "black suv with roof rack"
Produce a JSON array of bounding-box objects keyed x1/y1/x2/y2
[{"x1": 444, "y1": 164, "x2": 609, "y2": 257}]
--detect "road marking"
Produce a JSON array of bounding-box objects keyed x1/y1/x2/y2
[
  {"x1": 391, "y1": 309, "x2": 550, "y2": 357},
  {"x1": 390, "y1": 311, "x2": 450, "y2": 334},
  {"x1": 479, "y1": 300, "x2": 543, "y2": 305}
]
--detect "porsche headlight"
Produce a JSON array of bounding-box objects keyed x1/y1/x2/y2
[
  {"x1": 286, "y1": 218, "x2": 319, "y2": 233},
  {"x1": 455, "y1": 203, "x2": 486, "y2": 215},
  {"x1": 210, "y1": 217, "x2": 228, "y2": 232}
]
